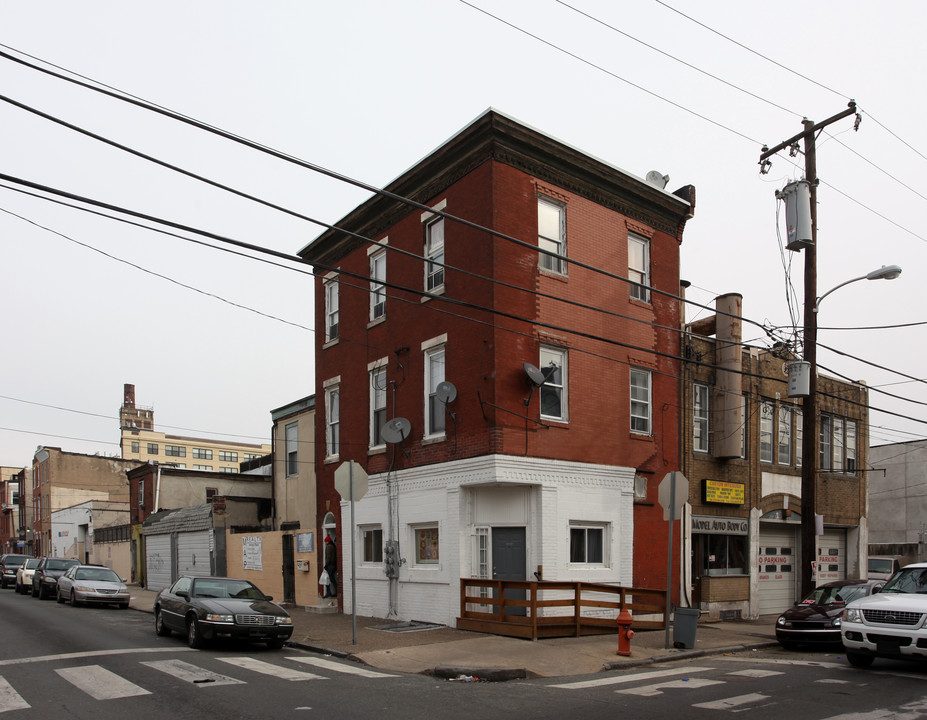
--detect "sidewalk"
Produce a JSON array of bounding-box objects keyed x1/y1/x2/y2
[{"x1": 129, "y1": 587, "x2": 778, "y2": 680}]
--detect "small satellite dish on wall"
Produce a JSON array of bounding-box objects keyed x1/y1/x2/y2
[
  {"x1": 645, "y1": 170, "x2": 670, "y2": 189},
  {"x1": 435, "y1": 381, "x2": 457, "y2": 404},
  {"x1": 381, "y1": 417, "x2": 411, "y2": 445},
  {"x1": 524, "y1": 362, "x2": 547, "y2": 387}
]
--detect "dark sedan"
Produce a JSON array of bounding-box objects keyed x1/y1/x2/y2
[
  {"x1": 154, "y1": 576, "x2": 293, "y2": 650},
  {"x1": 32, "y1": 557, "x2": 80, "y2": 599},
  {"x1": 776, "y1": 579, "x2": 883, "y2": 648}
]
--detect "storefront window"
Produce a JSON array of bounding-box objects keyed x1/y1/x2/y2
[{"x1": 700, "y1": 533, "x2": 747, "y2": 576}]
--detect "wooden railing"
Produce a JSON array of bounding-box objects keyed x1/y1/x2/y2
[{"x1": 457, "y1": 578, "x2": 666, "y2": 640}]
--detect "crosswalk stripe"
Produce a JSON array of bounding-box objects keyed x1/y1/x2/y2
[
  {"x1": 218, "y1": 657, "x2": 326, "y2": 681},
  {"x1": 0, "y1": 676, "x2": 30, "y2": 713},
  {"x1": 693, "y1": 692, "x2": 769, "y2": 710},
  {"x1": 618, "y1": 677, "x2": 724, "y2": 697},
  {"x1": 727, "y1": 669, "x2": 783, "y2": 678},
  {"x1": 287, "y1": 657, "x2": 398, "y2": 678},
  {"x1": 140, "y1": 659, "x2": 244, "y2": 687},
  {"x1": 550, "y1": 666, "x2": 713, "y2": 690},
  {"x1": 55, "y1": 665, "x2": 151, "y2": 700}
]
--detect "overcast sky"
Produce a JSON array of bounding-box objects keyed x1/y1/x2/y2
[{"x1": 2, "y1": 1, "x2": 924, "y2": 468}]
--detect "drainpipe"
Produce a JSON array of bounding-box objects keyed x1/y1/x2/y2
[{"x1": 154, "y1": 463, "x2": 162, "y2": 513}]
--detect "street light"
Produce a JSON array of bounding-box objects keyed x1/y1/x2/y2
[{"x1": 800, "y1": 264, "x2": 902, "y2": 597}]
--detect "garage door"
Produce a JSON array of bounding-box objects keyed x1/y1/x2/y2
[
  {"x1": 176, "y1": 530, "x2": 214, "y2": 579},
  {"x1": 145, "y1": 534, "x2": 173, "y2": 592},
  {"x1": 816, "y1": 530, "x2": 847, "y2": 584},
  {"x1": 758, "y1": 524, "x2": 799, "y2": 615}
]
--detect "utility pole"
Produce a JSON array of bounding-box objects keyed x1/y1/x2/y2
[{"x1": 759, "y1": 101, "x2": 859, "y2": 598}]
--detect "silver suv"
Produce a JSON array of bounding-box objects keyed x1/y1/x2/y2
[{"x1": 841, "y1": 562, "x2": 927, "y2": 667}]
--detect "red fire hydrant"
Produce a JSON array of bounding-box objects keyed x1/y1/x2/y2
[{"x1": 616, "y1": 608, "x2": 634, "y2": 656}]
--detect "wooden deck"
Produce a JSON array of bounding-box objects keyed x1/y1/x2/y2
[{"x1": 456, "y1": 579, "x2": 666, "y2": 640}]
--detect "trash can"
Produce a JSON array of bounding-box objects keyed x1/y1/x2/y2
[{"x1": 673, "y1": 607, "x2": 700, "y2": 649}]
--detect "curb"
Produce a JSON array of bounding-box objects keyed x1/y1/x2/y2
[
  {"x1": 432, "y1": 665, "x2": 528, "y2": 682},
  {"x1": 601, "y1": 640, "x2": 780, "y2": 671}
]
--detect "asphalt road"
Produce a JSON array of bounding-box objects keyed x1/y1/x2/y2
[{"x1": 1, "y1": 588, "x2": 926, "y2": 719}]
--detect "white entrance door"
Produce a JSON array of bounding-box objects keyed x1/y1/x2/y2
[{"x1": 758, "y1": 524, "x2": 799, "y2": 615}]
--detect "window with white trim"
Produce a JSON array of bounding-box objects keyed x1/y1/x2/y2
[
  {"x1": 846, "y1": 419, "x2": 857, "y2": 474},
  {"x1": 285, "y1": 422, "x2": 298, "y2": 476},
  {"x1": 777, "y1": 406, "x2": 793, "y2": 465},
  {"x1": 693, "y1": 383, "x2": 709, "y2": 453},
  {"x1": 370, "y1": 248, "x2": 386, "y2": 321},
  {"x1": 628, "y1": 233, "x2": 650, "y2": 301},
  {"x1": 324, "y1": 276, "x2": 339, "y2": 342},
  {"x1": 537, "y1": 196, "x2": 566, "y2": 273},
  {"x1": 820, "y1": 414, "x2": 857, "y2": 473},
  {"x1": 370, "y1": 365, "x2": 387, "y2": 447},
  {"x1": 630, "y1": 368, "x2": 651, "y2": 434},
  {"x1": 539, "y1": 346, "x2": 566, "y2": 421},
  {"x1": 760, "y1": 400, "x2": 774, "y2": 463},
  {"x1": 425, "y1": 218, "x2": 445, "y2": 292},
  {"x1": 413, "y1": 525, "x2": 439, "y2": 565},
  {"x1": 424, "y1": 342, "x2": 446, "y2": 437},
  {"x1": 361, "y1": 526, "x2": 383, "y2": 563},
  {"x1": 570, "y1": 524, "x2": 605, "y2": 564},
  {"x1": 795, "y1": 408, "x2": 803, "y2": 467},
  {"x1": 820, "y1": 415, "x2": 833, "y2": 471},
  {"x1": 325, "y1": 383, "x2": 340, "y2": 459}
]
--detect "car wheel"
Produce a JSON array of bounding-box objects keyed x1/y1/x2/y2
[
  {"x1": 118, "y1": 603, "x2": 129, "y2": 610},
  {"x1": 14, "y1": 582, "x2": 20, "y2": 594},
  {"x1": 38, "y1": 584, "x2": 47, "y2": 600},
  {"x1": 186, "y1": 616, "x2": 204, "y2": 649},
  {"x1": 846, "y1": 652, "x2": 874, "y2": 668},
  {"x1": 31, "y1": 583, "x2": 37, "y2": 597},
  {"x1": 56, "y1": 587, "x2": 65, "y2": 603},
  {"x1": 155, "y1": 608, "x2": 172, "y2": 637},
  {"x1": 778, "y1": 641, "x2": 798, "y2": 650},
  {"x1": 266, "y1": 639, "x2": 286, "y2": 650},
  {"x1": 69, "y1": 590, "x2": 79, "y2": 607}
]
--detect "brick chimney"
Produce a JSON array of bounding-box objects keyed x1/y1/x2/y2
[{"x1": 123, "y1": 384, "x2": 136, "y2": 409}]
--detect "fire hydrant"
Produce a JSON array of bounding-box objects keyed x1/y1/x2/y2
[{"x1": 616, "y1": 609, "x2": 634, "y2": 656}]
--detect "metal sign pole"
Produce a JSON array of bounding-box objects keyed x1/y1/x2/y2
[
  {"x1": 664, "y1": 472, "x2": 676, "y2": 650},
  {"x1": 350, "y1": 460, "x2": 357, "y2": 646}
]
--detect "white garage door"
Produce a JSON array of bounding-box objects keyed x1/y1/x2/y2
[
  {"x1": 176, "y1": 531, "x2": 214, "y2": 579},
  {"x1": 145, "y1": 535, "x2": 172, "y2": 592},
  {"x1": 816, "y1": 530, "x2": 847, "y2": 584},
  {"x1": 758, "y1": 524, "x2": 799, "y2": 615}
]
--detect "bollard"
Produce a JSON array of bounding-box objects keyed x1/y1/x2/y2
[{"x1": 616, "y1": 608, "x2": 634, "y2": 656}]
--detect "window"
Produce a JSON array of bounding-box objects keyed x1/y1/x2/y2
[
  {"x1": 833, "y1": 417, "x2": 845, "y2": 472},
  {"x1": 165, "y1": 445, "x2": 185, "y2": 457},
  {"x1": 425, "y1": 218, "x2": 445, "y2": 292},
  {"x1": 820, "y1": 415, "x2": 833, "y2": 471},
  {"x1": 570, "y1": 525, "x2": 605, "y2": 564},
  {"x1": 324, "y1": 276, "x2": 339, "y2": 342},
  {"x1": 370, "y1": 248, "x2": 386, "y2": 321},
  {"x1": 131, "y1": 441, "x2": 139, "y2": 453},
  {"x1": 630, "y1": 368, "x2": 651, "y2": 434},
  {"x1": 820, "y1": 414, "x2": 857, "y2": 473},
  {"x1": 326, "y1": 384, "x2": 340, "y2": 458},
  {"x1": 244, "y1": 453, "x2": 260, "y2": 461},
  {"x1": 370, "y1": 366, "x2": 387, "y2": 447},
  {"x1": 700, "y1": 534, "x2": 748, "y2": 576},
  {"x1": 193, "y1": 448, "x2": 213, "y2": 460},
  {"x1": 628, "y1": 234, "x2": 650, "y2": 301},
  {"x1": 778, "y1": 406, "x2": 793, "y2": 465},
  {"x1": 362, "y1": 526, "x2": 383, "y2": 563},
  {"x1": 424, "y1": 342, "x2": 446, "y2": 437},
  {"x1": 759, "y1": 400, "x2": 774, "y2": 463},
  {"x1": 693, "y1": 384, "x2": 709, "y2": 453},
  {"x1": 193, "y1": 464, "x2": 211, "y2": 471},
  {"x1": 539, "y1": 346, "x2": 566, "y2": 421},
  {"x1": 537, "y1": 197, "x2": 565, "y2": 273},
  {"x1": 219, "y1": 451, "x2": 238, "y2": 462},
  {"x1": 740, "y1": 395, "x2": 747, "y2": 458},
  {"x1": 414, "y1": 526, "x2": 439, "y2": 564},
  {"x1": 285, "y1": 422, "x2": 298, "y2": 476},
  {"x1": 147, "y1": 443, "x2": 158, "y2": 454},
  {"x1": 795, "y1": 408, "x2": 803, "y2": 468},
  {"x1": 218, "y1": 467, "x2": 234, "y2": 474},
  {"x1": 846, "y1": 420, "x2": 857, "y2": 473}
]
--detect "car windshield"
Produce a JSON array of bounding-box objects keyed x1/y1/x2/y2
[
  {"x1": 24, "y1": 559, "x2": 40, "y2": 569},
  {"x1": 192, "y1": 579, "x2": 265, "y2": 600},
  {"x1": 869, "y1": 558, "x2": 896, "y2": 574},
  {"x1": 800, "y1": 584, "x2": 866, "y2": 605},
  {"x1": 75, "y1": 568, "x2": 120, "y2": 582},
  {"x1": 46, "y1": 560, "x2": 78, "y2": 571},
  {"x1": 881, "y1": 568, "x2": 927, "y2": 594},
  {"x1": 5, "y1": 557, "x2": 28, "y2": 567}
]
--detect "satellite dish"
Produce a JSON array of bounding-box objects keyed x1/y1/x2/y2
[
  {"x1": 645, "y1": 170, "x2": 669, "y2": 189},
  {"x1": 381, "y1": 417, "x2": 411, "y2": 445},
  {"x1": 435, "y1": 381, "x2": 457, "y2": 404},
  {"x1": 524, "y1": 362, "x2": 547, "y2": 387}
]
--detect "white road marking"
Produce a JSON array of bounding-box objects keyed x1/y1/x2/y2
[
  {"x1": 719, "y1": 656, "x2": 845, "y2": 669},
  {"x1": 55, "y1": 665, "x2": 151, "y2": 700},
  {"x1": 218, "y1": 657, "x2": 326, "y2": 681},
  {"x1": 287, "y1": 657, "x2": 398, "y2": 678},
  {"x1": 140, "y1": 659, "x2": 245, "y2": 687},
  {"x1": 693, "y1": 692, "x2": 769, "y2": 710},
  {"x1": 0, "y1": 647, "x2": 192, "y2": 667},
  {"x1": 816, "y1": 678, "x2": 852, "y2": 684},
  {"x1": 550, "y1": 666, "x2": 713, "y2": 690},
  {"x1": 618, "y1": 677, "x2": 724, "y2": 697},
  {"x1": 0, "y1": 676, "x2": 30, "y2": 713},
  {"x1": 727, "y1": 669, "x2": 783, "y2": 678}
]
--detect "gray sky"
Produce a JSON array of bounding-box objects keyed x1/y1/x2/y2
[{"x1": 2, "y1": 1, "x2": 924, "y2": 467}]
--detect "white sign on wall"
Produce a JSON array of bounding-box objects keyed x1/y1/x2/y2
[{"x1": 242, "y1": 535, "x2": 263, "y2": 571}]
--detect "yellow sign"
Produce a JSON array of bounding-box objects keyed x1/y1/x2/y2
[{"x1": 704, "y1": 479, "x2": 744, "y2": 505}]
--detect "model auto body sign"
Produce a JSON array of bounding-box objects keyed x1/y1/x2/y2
[{"x1": 691, "y1": 515, "x2": 748, "y2": 535}]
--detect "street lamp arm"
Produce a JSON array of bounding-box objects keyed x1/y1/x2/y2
[{"x1": 814, "y1": 265, "x2": 902, "y2": 313}]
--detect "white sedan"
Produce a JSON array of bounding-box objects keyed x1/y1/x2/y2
[{"x1": 56, "y1": 565, "x2": 130, "y2": 609}]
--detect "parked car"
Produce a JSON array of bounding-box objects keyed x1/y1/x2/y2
[
  {"x1": 153, "y1": 576, "x2": 293, "y2": 650},
  {"x1": 15, "y1": 558, "x2": 41, "y2": 594},
  {"x1": 56, "y1": 564, "x2": 130, "y2": 608},
  {"x1": 0, "y1": 554, "x2": 32, "y2": 589},
  {"x1": 867, "y1": 556, "x2": 901, "y2": 580},
  {"x1": 842, "y1": 562, "x2": 927, "y2": 667},
  {"x1": 775, "y1": 579, "x2": 883, "y2": 648},
  {"x1": 31, "y1": 557, "x2": 80, "y2": 599}
]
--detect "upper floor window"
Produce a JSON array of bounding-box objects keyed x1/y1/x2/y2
[
  {"x1": 193, "y1": 448, "x2": 213, "y2": 460},
  {"x1": 165, "y1": 445, "x2": 185, "y2": 458},
  {"x1": 538, "y1": 197, "x2": 566, "y2": 274},
  {"x1": 846, "y1": 419, "x2": 857, "y2": 473},
  {"x1": 324, "y1": 276, "x2": 339, "y2": 343},
  {"x1": 325, "y1": 382, "x2": 340, "y2": 459},
  {"x1": 370, "y1": 365, "x2": 387, "y2": 447},
  {"x1": 370, "y1": 248, "x2": 386, "y2": 321},
  {"x1": 539, "y1": 346, "x2": 567, "y2": 421},
  {"x1": 147, "y1": 443, "x2": 158, "y2": 454},
  {"x1": 131, "y1": 441, "x2": 139, "y2": 453},
  {"x1": 778, "y1": 406, "x2": 793, "y2": 465},
  {"x1": 820, "y1": 414, "x2": 856, "y2": 474},
  {"x1": 628, "y1": 234, "x2": 650, "y2": 302},
  {"x1": 760, "y1": 400, "x2": 774, "y2": 463},
  {"x1": 630, "y1": 368, "x2": 652, "y2": 435},
  {"x1": 795, "y1": 408, "x2": 803, "y2": 467},
  {"x1": 425, "y1": 218, "x2": 445, "y2": 293},
  {"x1": 693, "y1": 384, "x2": 709, "y2": 453},
  {"x1": 424, "y1": 341, "x2": 446, "y2": 437},
  {"x1": 285, "y1": 422, "x2": 298, "y2": 476},
  {"x1": 219, "y1": 451, "x2": 238, "y2": 462}
]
